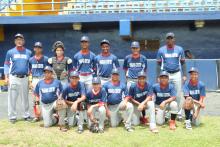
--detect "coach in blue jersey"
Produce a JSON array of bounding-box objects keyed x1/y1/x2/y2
[
  {"x1": 104, "y1": 69, "x2": 134, "y2": 132},
  {"x1": 62, "y1": 71, "x2": 86, "y2": 133},
  {"x1": 4, "y1": 33, "x2": 32, "y2": 123},
  {"x1": 156, "y1": 32, "x2": 186, "y2": 119},
  {"x1": 29, "y1": 42, "x2": 49, "y2": 122},
  {"x1": 153, "y1": 71, "x2": 178, "y2": 130},
  {"x1": 129, "y1": 71, "x2": 158, "y2": 133},
  {"x1": 123, "y1": 41, "x2": 147, "y2": 89},
  {"x1": 34, "y1": 66, "x2": 67, "y2": 131},
  {"x1": 86, "y1": 77, "x2": 107, "y2": 133},
  {"x1": 73, "y1": 36, "x2": 96, "y2": 90},
  {"x1": 94, "y1": 39, "x2": 120, "y2": 85},
  {"x1": 183, "y1": 67, "x2": 206, "y2": 130}
]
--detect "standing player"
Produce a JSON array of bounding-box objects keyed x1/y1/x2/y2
[
  {"x1": 94, "y1": 39, "x2": 120, "y2": 85},
  {"x1": 183, "y1": 67, "x2": 206, "y2": 130},
  {"x1": 86, "y1": 77, "x2": 107, "y2": 133},
  {"x1": 61, "y1": 71, "x2": 86, "y2": 133},
  {"x1": 153, "y1": 71, "x2": 178, "y2": 130},
  {"x1": 73, "y1": 36, "x2": 96, "y2": 90},
  {"x1": 34, "y1": 66, "x2": 67, "y2": 131},
  {"x1": 123, "y1": 41, "x2": 147, "y2": 89},
  {"x1": 29, "y1": 42, "x2": 49, "y2": 122},
  {"x1": 4, "y1": 33, "x2": 32, "y2": 123},
  {"x1": 129, "y1": 71, "x2": 158, "y2": 133},
  {"x1": 48, "y1": 41, "x2": 73, "y2": 86},
  {"x1": 156, "y1": 32, "x2": 186, "y2": 119},
  {"x1": 104, "y1": 69, "x2": 134, "y2": 132}
]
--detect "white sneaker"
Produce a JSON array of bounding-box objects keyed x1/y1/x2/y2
[{"x1": 185, "y1": 120, "x2": 192, "y2": 130}]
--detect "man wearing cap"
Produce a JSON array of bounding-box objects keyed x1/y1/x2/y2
[
  {"x1": 29, "y1": 42, "x2": 49, "y2": 122},
  {"x1": 94, "y1": 39, "x2": 120, "y2": 85},
  {"x1": 156, "y1": 32, "x2": 186, "y2": 120},
  {"x1": 73, "y1": 36, "x2": 96, "y2": 91},
  {"x1": 123, "y1": 41, "x2": 147, "y2": 90},
  {"x1": 104, "y1": 69, "x2": 134, "y2": 132},
  {"x1": 183, "y1": 67, "x2": 206, "y2": 130},
  {"x1": 48, "y1": 41, "x2": 73, "y2": 86},
  {"x1": 153, "y1": 71, "x2": 178, "y2": 130},
  {"x1": 129, "y1": 71, "x2": 158, "y2": 133},
  {"x1": 34, "y1": 66, "x2": 67, "y2": 131},
  {"x1": 61, "y1": 71, "x2": 86, "y2": 133},
  {"x1": 86, "y1": 77, "x2": 107, "y2": 133},
  {"x1": 4, "y1": 33, "x2": 32, "y2": 123}
]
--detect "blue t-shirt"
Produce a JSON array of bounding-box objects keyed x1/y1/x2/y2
[
  {"x1": 62, "y1": 82, "x2": 86, "y2": 102},
  {"x1": 183, "y1": 80, "x2": 206, "y2": 101},
  {"x1": 129, "y1": 82, "x2": 153, "y2": 103},
  {"x1": 104, "y1": 81, "x2": 128, "y2": 105},
  {"x1": 95, "y1": 53, "x2": 120, "y2": 77},
  {"x1": 29, "y1": 56, "x2": 49, "y2": 77},
  {"x1": 123, "y1": 54, "x2": 147, "y2": 79},
  {"x1": 157, "y1": 45, "x2": 185, "y2": 72},
  {"x1": 4, "y1": 47, "x2": 32, "y2": 75},
  {"x1": 153, "y1": 83, "x2": 176, "y2": 105},
  {"x1": 86, "y1": 88, "x2": 107, "y2": 105},
  {"x1": 34, "y1": 79, "x2": 63, "y2": 104}
]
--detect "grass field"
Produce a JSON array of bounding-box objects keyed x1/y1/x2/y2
[{"x1": 0, "y1": 116, "x2": 220, "y2": 147}]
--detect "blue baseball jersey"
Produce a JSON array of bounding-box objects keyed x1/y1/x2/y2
[
  {"x1": 129, "y1": 82, "x2": 153, "y2": 103},
  {"x1": 86, "y1": 88, "x2": 107, "y2": 105},
  {"x1": 4, "y1": 47, "x2": 32, "y2": 75},
  {"x1": 95, "y1": 53, "x2": 120, "y2": 77},
  {"x1": 73, "y1": 51, "x2": 96, "y2": 74},
  {"x1": 104, "y1": 81, "x2": 128, "y2": 105},
  {"x1": 153, "y1": 83, "x2": 176, "y2": 105},
  {"x1": 34, "y1": 79, "x2": 63, "y2": 104},
  {"x1": 157, "y1": 45, "x2": 185, "y2": 72},
  {"x1": 123, "y1": 54, "x2": 147, "y2": 79},
  {"x1": 62, "y1": 82, "x2": 86, "y2": 102},
  {"x1": 29, "y1": 56, "x2": 49, "y2": 77},
  {"x1": 183, "y1": 80, "x2": 206, "y2": 101}
]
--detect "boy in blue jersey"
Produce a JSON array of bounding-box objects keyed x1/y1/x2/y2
[
  {"x1": 94, "y1": 39, "x2": 120, "y2": 85},
  {"x1": 73, "y1": 36, "x2": 96, "y2": 90},
  {"x1": 129, "y1": 71, "x2": 158, "y2": 133},
  {"x1": 34, "y1": 66, "x2": 67, "y2": 131},
  {"x1": 183, "y1": 67, "x2": 206, "y2": 130},
  {"x1": 153, "y1": 71, "x2": 178, "y2": 130},
  {"x1": 104, "y1": 69, "x2": 134, "y2": 132},
  {"x1": 4, "y1": 33, "x2": 32, "y2": 123},
  {"x1": 86, "y1": 77, "x2": 107, "y2": 133},
  {"x1": 61, "y1": 71, "x2": 86, "y2": 133},
  {"x1": 123, "y1": 41, "x2": 147, "y2": 89},
  {"x1": 29, "y1": 42, "x2": 49, "y2": 122}
]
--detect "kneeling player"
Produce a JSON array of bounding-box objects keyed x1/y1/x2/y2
[
  {"x1": 104, "y1": 69, "x2": 134, "y2": 132},
  {"x1": 62, "y1": 71, "x2": 86, "y2": 133},
  {"x1": 86, "y1": 77, "x2": 106, "y2": 133},
  {"x1": 34, "y1": 66, "x2": 66, "y2": 131},
  {"x1": 183, "y1": 67, "x2": 206, "y2": 130},
  {"x1": 129, "y1": 71, "x2": 158, "y2": 133},
  {"x1": 153, "y1": 71, "x2": 178, "y2": 130}
]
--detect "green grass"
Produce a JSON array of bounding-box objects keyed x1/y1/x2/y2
[{"x1": 0, "y1": 116, "x2": 220, "y2": 147}]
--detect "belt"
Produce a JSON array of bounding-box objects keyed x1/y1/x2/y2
[
  {"x1": 80, "y1": 73, "x2": 92, "y2": 76},
  {"x1": 12, "y1": 74, "x2": 28, "y2": 78},
  {"x1": 167, "y1": 70, "x2": 180, "y2": 74}
]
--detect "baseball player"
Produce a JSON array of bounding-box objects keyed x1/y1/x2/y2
[
  {"x1": 73, "y1": 36, "x2": 96, "y2": 91},
  {"x1": 86, "y1": 77, "x2": 107, "y2": 133},
  {"x1": 183, "y1": 67, "x2": 206, "y2": 130},
  {"x1": 48, "y1": 41, "x2": 73, "y2": 86},
  {"x1": 123, "y1": 41, "x2": 147, "y2": 89},
  {"x1": 34, "y1": 66, "x2": 67, "y2": 131},
  {"x1": 61, "y1": 71, "x2": 86, "y2": 133},
  {"x1": 129, "y1": 71, "x2": 158, "y2": 133},
  {"x1": 4, "y1": 33, "x2": 32, "y2": 123},
  {"x1": 29, "y1": 42, "x2": 49, "y2": 122},
  {"x1": 153, "y1": 71, "x2": 178, "y2": 130},
  {"x1": 156, "y1": 32, "x2": 187, "y2": 120},
  {"x1": 104, "y1": 69, "x2": 134, "y2": 132},
  {"x1": 94, "y1": 39, "x2": 120, "y2": 85}
]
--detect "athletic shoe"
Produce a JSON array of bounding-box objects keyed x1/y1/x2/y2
[
  {"x1": 185, "y1": 120, "x2": 192, "y2": 130},
  {"x1": 9, "y1": 119, "x2": 16, "y2": 124},
  {"x1": 77, "y1": 125, "x2": 84, "y2": 134},
  {"x1": 24, "y1": 116, "x2": 33, "y2": 122}
]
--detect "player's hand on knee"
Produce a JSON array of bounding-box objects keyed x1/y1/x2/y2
[
  {"x1": 71, "y1": 101, "x2": 78, "y2": 112},
  {"x1": 159, "y1": 101, "x2": 166, "y2": 110},
  {"x1": 199, "y1": 102, "x2": 205, "y2": 109},
  {"x1": 138, "y1": 103, "x2": 145, "y2": 111},
  {"x1": 87, "y1": 105, "x2": 94, "y2": 117}
]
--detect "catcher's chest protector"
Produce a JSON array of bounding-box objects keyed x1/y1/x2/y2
[{"x1": 52, "y1": 57, "x2": 68, "y2": 79}]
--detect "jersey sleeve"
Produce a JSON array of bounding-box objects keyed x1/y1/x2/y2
[
  {"x1": 123, "y1": 56, "x2": 128, "y2": 70},
  {"x1": 113, "y1": 56, "x2": 120, "y2": 69},
  {"x1": 183, "y1": 82, "x2": 190, "y2": 97},
  {"x1": 34, "y1": 82, "x2": 40, "y2": 96},
  {"x1": 170, "y1": 84, "x2": 177, "y2": 97},
  {"x1": 73, "y1": 54, "x2": 78, "y2": 71},
  {"x1": 156, "y1": 49, "x2": 162, "y2": 63},
  {"x1": 62, "y1": 87, "x2": 68, "y2": 100},
  {"x1": 144, "y1": 57, "x2": 148, "y2": 72},
  {"x1": 101, "y1": 88, "x2": 107, "y2": 103},
  {"x1": 147, "y1": 84, "x2": 153, "y2": 96},
  {"x1": 58, "y1": 81, "x2": 63, "y2": 95},
  {"x1": 91, "y1": 54, "x2": 97, "y2": 76},
  {"x1": 128, "y1": 84, "x2": 135, "y2": 98},
  {"x1": 4, "y1": 50, "x2": 11, "y2": 75},
  {"x1": 180, "y1": 47, "x2": 185, "y2": 62},
  {"x1": 123, "y1": 84, "x2": 129, "y2": 97},
  {"x1": 200, "y1": 83, "x2": 206, "y2": 97}
]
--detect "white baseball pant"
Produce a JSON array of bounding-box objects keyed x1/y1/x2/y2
[
  {"x1": 65, "y1": 106, "x2": 84, "y2": 128},
  {"x1": 88, "y1": 106, "x2": 106, "y2": 130}
]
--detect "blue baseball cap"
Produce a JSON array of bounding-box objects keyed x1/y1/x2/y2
[
  {"x1": 138, "y1": 71, "x2": 146, "y2": 78},
  {"x1": 44, "y1": 66, "x2": 53, "y2": 72},
  {"x1": 111, "y1": 68, "x2": 120, "y2": 75},
  {"x1": 80, "y1": 36, "x2": 90, "y2": 42},
  {"x1": 92, "y1": 77, "x2": 101, "y2": 84},
  {"x1": 131, "y1": 41, "x2": 140, "y2": 48},
  {"x1": 189, "y1": 67, "x2": 199, "y2": 73},
  {"x1": 34, "y1": 42, "x2": 42, "y2": 48},
  {"x1": 100, "y1": 39, "x2": 110, "y2": 45},
  {"x1": 159, "y1": 71, "x2": 169, "y2": 77},
  {"x1": 69, "y1": 71, "x2": 79, "y2": 77}
]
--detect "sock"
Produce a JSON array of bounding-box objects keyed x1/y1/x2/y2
[
  {"x1": 142, "y1": 110, "x2": 146, "y2": 117},
  {"x1": 171, "y1": 114, "x2": 177, "y2": 120},
  {"x1": 185, "y1": 109, "x2": 191, "y2": 120}
]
